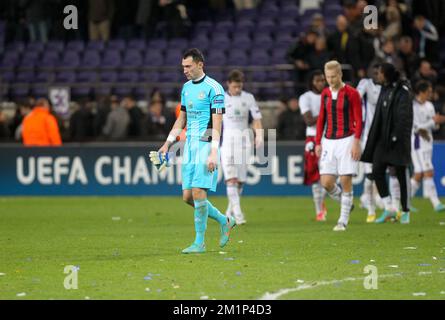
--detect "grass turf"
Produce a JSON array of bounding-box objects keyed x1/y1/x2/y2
[{"x1": 0, "y1": 196, "x2": 444, "y2": 300}]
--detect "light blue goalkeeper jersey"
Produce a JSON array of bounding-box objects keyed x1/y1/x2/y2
[{"x1": 180, "y1": 74, "x2": 225, "y2": 141}]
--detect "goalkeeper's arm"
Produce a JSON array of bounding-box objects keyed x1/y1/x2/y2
[{"x1": 159, "y1": 110, "x2": 187, "y2": 154}]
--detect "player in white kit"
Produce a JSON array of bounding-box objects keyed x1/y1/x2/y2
[
  {"x1": 410, "y1": 80, "x2": 445, "y2": 212},
  {"x1": 299, "y1": 70, "x2": 328, "y2": 221},
  {"x1": 356, "y1": 65, "x2": 382, "y2": 222},
  {"x1": 221, "y1": 69, "x2": 263, "y2": 224}
]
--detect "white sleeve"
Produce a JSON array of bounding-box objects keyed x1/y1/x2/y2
[
  {"x1": 356, "y1": 79, "x2": 369, "y2": 98},
  {"x1": 298, "y1": 92, "x2": 310, "y2": 115},
  {"x1": 248, "y1": 94, "x2": 262, "y2": 120}
]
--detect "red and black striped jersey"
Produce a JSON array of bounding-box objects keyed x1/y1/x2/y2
[{"x1": 315, "y1": 84, "x2": 363, "y2": 145}]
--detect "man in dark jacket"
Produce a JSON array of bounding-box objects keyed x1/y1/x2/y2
[{"x1": 361, "y1": 63, "x2": 413, "y2": 224}]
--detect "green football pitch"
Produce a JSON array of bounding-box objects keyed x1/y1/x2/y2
[{"x1": 0, "y1": 196, "x2": 444, "y2": 300}]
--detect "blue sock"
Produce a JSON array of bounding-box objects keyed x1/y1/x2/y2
[
  {"x1": 207, "y1": 200, "x2": 228, "y2": 225},
  {"x1": 193, "y1": 199, "x2": 208, "y2": 245}
]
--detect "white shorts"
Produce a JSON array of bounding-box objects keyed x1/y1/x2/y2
[
  {"x1": 220, "y1": 145, "x2": 250, "y2": 182},
  {"x1": 363, "y1": 162, "x2": 373, "y2": 175},
  {"x1": 319, "y1": 135, "x2": 358, "y2": 176},
  {"x1": 411, "y1": 148, "x2": 433, "y2": 173}
]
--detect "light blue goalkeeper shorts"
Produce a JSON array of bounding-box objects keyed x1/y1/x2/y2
[{"x1": 182, "y1": 137, "x2": 219, "y2": 192}]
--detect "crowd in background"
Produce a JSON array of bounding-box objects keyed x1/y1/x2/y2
[{"x1": 0, "y1": 0, "x2": 444, "y2": 144}]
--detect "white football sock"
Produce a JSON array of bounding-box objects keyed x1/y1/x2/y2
[
  {"x1": 410, "y1": 178, "x2": 420, "y2": 198},
  {"x1": 227, "y1": 184, "x2": 243, "y2": 220},
  {"x1": 381, "y1": 196, "x2": 393, "y2": 212},
  {"x1": 424, "y1": 177, "x2": 441, "y2": 208},
  {"x1": 338, "y1": 191, "x2": 353, "y2": 226},
  {"x1": 327, "y1": 184, "x2": 342, "y2": 202},
  {"x1": 389, "y1": 176, "x2": 400, "y2": 211},
  {"x1": 312, "y1": 182, "x2": 325, "y2": 214},
  {"x1": 363, "y1": 178, "x2": 375, "y2": 215}
]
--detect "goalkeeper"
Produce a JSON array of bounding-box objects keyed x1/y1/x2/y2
[{"x1": 151, "y1": 48, "x2": 236, "y2": 254}]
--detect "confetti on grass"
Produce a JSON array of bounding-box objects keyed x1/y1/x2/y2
[
  {"x1": 412, "y1": 292, "x2": 426, "y2": 296},
  {"x1": 403, "y1": 247, "x2": 417, "y2": 250},
  {"x1": 16, "y1": 293, "x2": 26, "y2": 297},
  {"x1": 112, "y1": 217, "x2": 121, "y2": 221}
]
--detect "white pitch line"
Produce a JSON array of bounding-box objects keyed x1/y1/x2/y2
[{"x1": 260, "y1": 273, "x2": 403, "y2": 300}]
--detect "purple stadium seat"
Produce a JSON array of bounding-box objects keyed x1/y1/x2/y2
[
  {"x1": 164, "y1": 49, "x2": 183, "y2": 66},
  {"x1": 81, "y1": 50, "x2": 101, "y2": 68},
  {"x1": 227, "y1": 49, "x2": 248, "y2": 66},
  {"x1": 139, "y1": 71, "x2": 161, "y2": 83},
  {"x1": 60, "y1": 51, "x2": 80, "y2": 68},
  {"x1": 128, "y1": 39, "x2": 146, "y2": 51},
  {"x1": 0, "y1": 71, "x2": 15, "y2": 82},
  {"x1": 11, "y1": 87, "x2": 31, "y2": 99},
  {"x1": 66, "y1": 40, "x2": 85, "y2": 52},
  {"x1": 236, "y1": 9, "x2": 258, "y2": 21},
  {"x1": 31, "y1": 84, "x2": 48, "y2": 97},
  {"x1": 194, "y1": 21, "x2": 214, "y2": 34},
  {"x1": 40, "y1": 51, "x2": 59, "y2": 67},
  {"x1": 0, "y1": 50, "x2": 20, "y2": 68},
  {"x1": 15, "y1": 71, "x2": 35, "y2": 83},
  {"x1": 101, "y1": 50, "x2": 122, "y2": 68},
  {"x1": 56, "y1": 71, "x2": 76, "y2": 83},
  {"x1": 253, "y1": 34, "x2": 274, "y2": 50},
  {"x1": 5, "y1": 41, "x2": 25, "y2": 53},
  {"x1": 20, "y1": 51, "x2": 40, "y2": 67},
  {"x1": 35, "y1": 71, "x2": 54, "y2": 83},
  {"x1": 210, "y1": 34, "x2": 231, "y2": 50},
  {"x1": 107, "y1": 39, "x2": 126, "y2": 51},
  {"x1": 77, "y1": 71, "x2": 97, "y2": 82},
  {"x1": 45, "y1": 40, "x2": 64, "y2": 52},
  {"x1": 147, "y1": 38, "x2": 168, "y2": 51},
  {"x1": 206, "y1": 50, "x2": 227, "y2": 66},
  {"x1": 189, "y1": 38, "x2": 209, "y2": 52},
  {"x1": 168, "y1": 38, "x2": 189, "y2": 50},
  {"x1": 86, "y1": 40, "x2": 105, "y2": 52},
  {"x1": 144, "y1": 50, "x2": 164, "y2": 66},
  {"x1": 159, "y1": 70, "x2": 182, "y2": 82},
  {"x1": 26, "y1": 41, "x2": 45, "y2": 52},
  {"x1": 270, "y1": 48, "x2": 288, "y2": 64},
  {"x1": 115, "y1": 71, "x2": 139, "y2": 96},
  {"x1": 122, "y1": 49, "x2": 143, "y2": 67},
  {"x1": 100, "y1": 71, "x2": 118, "y2": 82},
  {"x1": 249, "y1": 50, "x2": 270, "y2": 66},
  {"x1": 232, "y1": 36, "x2": 253, "y2": 50},
  {"x1": 251, "y1": 70, "x2": 268, "y2": 82},
  {"x1": 236, "y1": 19, "x2": 255, "y2": 30}
]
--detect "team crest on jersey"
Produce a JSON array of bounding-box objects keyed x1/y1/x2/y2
[
  {"x1": 198, "y1": 91, "x2": 206, "y2": 99},
  {"x1": 188, "y1": 101, "x2": 193, "y2": 109}
]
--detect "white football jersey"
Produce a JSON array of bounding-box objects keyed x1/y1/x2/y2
[
  {"x1": 412, "y1": 99, "x2": 436, "y2": 150},
  {"x1": 223, "y1": 90, "x2": 262, "y2": 134},
  {"x1": 356, "y1": 78, "x2": 381, "y2": 140},
  {"x1": 298, "y1": 90, "x2": 321, "y2": 137}
]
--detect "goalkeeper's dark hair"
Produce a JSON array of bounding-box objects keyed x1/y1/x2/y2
[
  {"x1": 227, "y1": 69, "x2": 245, "y2": 83},
  {"x1": 414, "y1": 80, "x2": 432, "y2": 94},
  {"x1": 183, "y1": 48, "x2": 205, "y2": 63},
  {"x1": 307, "y1": 69, "x2": 324, "y2": 91}
]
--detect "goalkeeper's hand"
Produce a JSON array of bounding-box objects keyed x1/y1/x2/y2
[{"x1": 149, "y1": 151, "x2": 171, "y2": 172}]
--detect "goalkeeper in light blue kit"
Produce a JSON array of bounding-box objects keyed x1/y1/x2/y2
[{"x1": 150, "y1": 48, "x2": 236, "y2": 254}]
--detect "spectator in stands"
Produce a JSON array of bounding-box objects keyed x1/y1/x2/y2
[
  {"x1": 94, "y1": 95, "x2": 114, "y2": 137},
  {"x1": 411, "y1": 59, "x2": 438, "y2": 86},
  {"x1": 412, "y1": 15, "x2": 439, "y2": 63},
  {"x1": 88, "y1": 0, "x2": 114, "y2": 42},
  {"x1": 156, "y1": 0, "x2": 190, "y2": 38},
  {"x1": 382, "y1": 6, "x2": 402, "y2": 40},
  {"x1": 20, "y1": 0, "x2": 51, "y2": 42},
  {"x1": 277, "y1": 97, "x2": 306, "y2": 141},
  {"x1": 288, "y1": 30, "x2": 318, "y2": 83},
  {"x1": 1, "y1": 0, "x2": 27, "y2": 43},
  {"x1": 22, "y1": 98, "x2": 62, "y2": 146},
  {"x1": 146, "y1": 100, "x2": 174, "y2": 140},
  {"x1": 397, "y1": 36, "x2": 419, "y2": 79},
  {"x1": 102, "y1": 96, "x2": 130, "y2": 140},
  {"x1": 327, "y1": 15, "x2": 366, "y2": 79},
  {"x1": 150, "y1": 88, "x2": 166, "y2": 106},
  {"x1": 0, "y1": 108, "x2": 10, "y2": 141},
  {"x1": 69, "y1": 100, "x2": 94, "y2": 142},
  {"x1": 370, "y1": 38, "x2": 404, "y2": 74},
  {"x1": 124, "y1": 95, "x2": 144, "y2": 138},
  {"x1": 310, "y1": 13, "x2": 328, "y2": 38},
  {"x1": 8, "y1": 100, "x2": 32, "y2": 141},
  {"x1": 306, "y1": 37, "x2": 331, "y2": 72},
  {"x1": 136, "y1": 0, "x2": 157, "y2": 38},
  {"x1": 113, "y1": 0, "x2": 138, "y2": 39},
  {"x1": 232, "y1": 0, "x2": 259, "y2": 10}
]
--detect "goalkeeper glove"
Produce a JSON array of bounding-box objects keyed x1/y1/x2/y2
[{"x1": 149, "y1": 151, "x2": 171, "y2": 172}]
